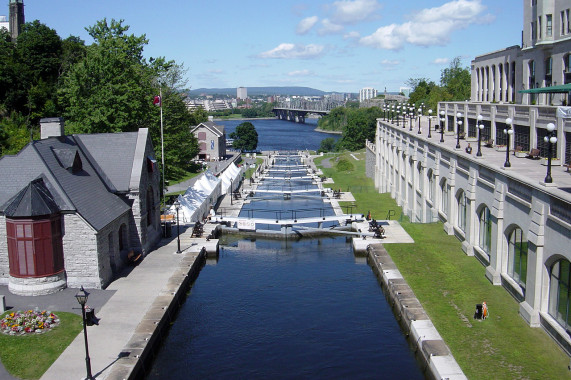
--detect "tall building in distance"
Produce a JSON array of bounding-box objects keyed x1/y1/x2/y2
[
  {"x1": 237, "y1": 87, "x2": 247, "y2": 100},
  {"x1": 359, "y1": 87, "x2": 377, "y2": 102},
  {"x1": 9, "y1": 0, "x2": 24, "y2": 40},
  {"x1": 0, "y1": 16, "x2": 8, "y2": 32}
]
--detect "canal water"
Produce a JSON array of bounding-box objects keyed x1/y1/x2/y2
[
  {"x1": 217, "y1": 118, "x2": 339, "y2": 152},
  {"x1": 147, "y1": 124, "x2": 424, "y2": 379}
]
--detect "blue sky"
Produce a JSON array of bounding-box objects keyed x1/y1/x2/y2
[{"x1": 20, "y1": 0, "x2": 522, "y2": 93}]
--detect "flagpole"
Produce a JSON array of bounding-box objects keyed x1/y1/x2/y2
[{"x1": 159, "y1": 86, "x2": 166, "y2": 213}]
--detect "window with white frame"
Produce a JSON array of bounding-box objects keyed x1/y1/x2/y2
[
  {"x1": 457, "y1": 190, "x2": 467, "y2": 232},
  {"x1": 507, "y1": 227, "x2": 527, "y2": 289},
  {"x1": 549, "y1": 259, "x2": 571, "y2": 332},
  {"x1": 441, "y1": 179, "x2": 449, "y2": 216},
  {"x1": 478, "y1": 206, "x2": 492, "y2": 254}
]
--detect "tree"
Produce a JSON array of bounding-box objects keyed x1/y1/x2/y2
[
  {"x1": 318, "y1": 137, "x2": 337, "y2": 153},
  {"x1": 440, "y1": 57, "x2": 471, "y2": 101},
  {"x1": 58, "y1": 19, "x2": 156, "y2": 134},
  {"x1": 230, "y1": 122, "x2": 258, "y2": 151}
]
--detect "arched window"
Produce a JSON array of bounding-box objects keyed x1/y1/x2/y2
[
  {"x1": 146, "y1": 186, "x2": 154, "y2": 226},
  {"x1": 119, "y1": 223, "x2": 127, "y2": 251},
  {"x1": 457, "y1": 190, "x2": 467, "y2": 232},
  {"x1": 427, "y1": 169, "x2": 434, "y2": 202},
  {"x1": 508, "y1": 227, "x2": 527, "y2": 289},
  {"x1": 549, "y1": 259, "x2": 571, "y2": 331},
  {"x1": 479, "y1": 206, "x2": 492, "y2": 254},
  {"x1": 441, "y1": 179, "x2": 449, "y2": 216}
]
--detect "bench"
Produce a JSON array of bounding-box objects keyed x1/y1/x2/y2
[
  {"x1": 484, "y1": 139, "x2": 494, "y2": 148},
  {"x1": 564, "y1": 163, "x2": 571, "y2": 173},
  {"x1": 458, "y1": 132, "x2": 466, "y2": 140},
  {"x1": 191, "y1": 222, "x2": 203, "y2": 238},
  {"x1": 527, "y1": 148, "x2": 540, "y2": 159}
]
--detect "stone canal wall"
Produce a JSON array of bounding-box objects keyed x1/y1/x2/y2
[
  {"x1": 367, "y1": 243, "x2": 467, "y2": 380},
  {"x1": 106, "y1": 247, "x2": 207, "y2": 379}
]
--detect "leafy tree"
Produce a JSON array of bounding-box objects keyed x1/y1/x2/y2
[
  {"x1": 318, "y1": 137, "x2": 337, "y2": 153},
  {"x1": 58, "y1": 19, "x2": 156, "y2": 134},
  {"x1": 230, "y1": 122, "x2": 258, "y2": 151},
  {"x1": 440, "y1": 57, "x2": 471, "y2": 101}
]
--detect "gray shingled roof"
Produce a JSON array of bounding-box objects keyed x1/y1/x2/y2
[
  {"x1": 0, "y1": 135, "x2": 132, "y2": 231},
  {"x1": 3, "y1": 177, "x2": 60, "y2": 217},
  {"x1": 75, "y1": 132, "x2": 138, "y2": 192},
  {"x1": 192, "y1": 121, "x2": 225, "y2": 137}
]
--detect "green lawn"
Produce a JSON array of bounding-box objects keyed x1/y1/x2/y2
[
  {"x1": 0, "y1": 311, "x2": 82, "y2": 379},
  {"x1": 315, "y1": 150, "x2": 570, "y2": 380}
]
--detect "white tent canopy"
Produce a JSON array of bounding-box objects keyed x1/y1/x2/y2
[{"x1": 167, "y1": 170, "x2": 222, "y2": 223}]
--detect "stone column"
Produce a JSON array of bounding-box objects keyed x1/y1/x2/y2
[{"x1": 486, "y1": 182, "x2": 505, "y2": 285}]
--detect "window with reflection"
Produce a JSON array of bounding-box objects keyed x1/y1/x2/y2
[
  {"x1": 549, "y1": 259, "x2": 571, "y2": 332},
  {"x1": 457, "y1": 190, "x2": 467, "y2": 232},
  {"x1": 508, "y1": 227, "x2": 527, "y2": 289},
  {"x1": 479, "y1": 207, "x2": 492, "y2": 254},
  {"x1": 441, "y1": 179, "x2": 449, "y2": 216}
]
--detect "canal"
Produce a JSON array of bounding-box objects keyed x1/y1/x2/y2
[{"x1": 147, "y1": 121, "x2": 425, "y2": 379}]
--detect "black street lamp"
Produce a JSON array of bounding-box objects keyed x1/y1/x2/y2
[
  {"x1": 503, "y1": 117, "x2": 513, "y2": 168},
  {"x1": 75, "y1": 286, "x2": 94, "y2": 380},
  {"x1": 476, "y1": 114, "x2": 484, "y2": 157},
  {"x1": 439, "y1": 110, "x2": 445, "y2": 143},
  {"x1": 174, "y1": 199, "x2": 181, "y2": 253},
  {"x1": 456, "y1": 112, "x2": 463, "y2": 149},
  {"x1": 396, "y1": 106, "x2": 400, "y2": 126},
  {"x1": 417, "y1": 107, "x2": 422, "y2": 134},
  {"x1": 544, "y1": 122, "x2": 557, "y2": 183},
  {"x1": 427, "y1": 109, "x2": 433, "y2": 138}
]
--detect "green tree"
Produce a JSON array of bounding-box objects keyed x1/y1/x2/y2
[
  {"x1": 58, "y1": 19, "x2": 156, "y2": 134},
  {"x1": 440, "y1": 57, "x2": 471, "y2": 101},
  {"x1": 230, "y1": 122, "x2": 258, "y2": 151},
  {"x1": 318, "y1": 137, "x2": 337, "y2": 153}
]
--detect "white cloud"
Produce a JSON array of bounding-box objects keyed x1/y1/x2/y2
[
  {"x1": 296, "y1": 16, "x2": 319, "y2": 35},
  {"x1": 381, "y1": 59, "x2": 400, "y2": 66},
  {"x1": 208, "y1": 68, "x2": 224, "y2": 73},
  {"x1": 343, "y1": 31, "x2": 360, "y2": 39},
  {"x1": 359, "y1": 0, "x2": 490, "y2": 50},
  {"x1": 288, "y1": 69, "x2": 313, "y2": 76},
  {"x1": 318, "y1": 19, "x2": 345, "y2": 35},
  {"x1": 330, "y1": 0, "x2": 381, "y2": 24},
  {"x1": 433, "y1": 57, "x2": 449, "y2": 64},
  {"x1": 258, "y1": 43, "x2": 325, "y2": 59}
]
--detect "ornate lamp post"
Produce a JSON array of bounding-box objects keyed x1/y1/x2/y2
[
  {"x1": 396, "y1": 106, "x2": 400, "y2": 126},
  {"x1": 427, "y1": 109, "x2": 433, "y2": 138},
  {"x1": 417, "y1": 108, "x2": 422, "y2": 134},
  {"x1": 173, "y1": 199, "x2": 181, "y2": 253},
  {"x1": 230, "y1": 177, "x2": 234, "y2": 205},
  {"x1": 439, "y1": 110, "x2": 445, "y2": 143},
  {"x1": 75, "y1": 287, "x2": 94, "y2": 380},
  {"x1": 456, "y1": 112, "x2": 463, "y2": 149},
  {"x1": 503, "y1": 118, "x2": 513, "y2": 167},
  {"x1": 476, "y1": 114, "x2": 484, "y2": 157},
  {"x1": 544, "y1": 122, "x2": 557, "y2": 183}
]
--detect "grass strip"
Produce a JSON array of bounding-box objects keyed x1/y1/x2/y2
[
  {"x1": 316, "y1": 150, "x2": 570, "y2": 380},
  {"x1": 0, "y1": 311, "x2": 82, "y2": 379}
]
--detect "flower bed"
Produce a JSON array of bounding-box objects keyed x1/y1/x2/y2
[{"x1": 1, "y1": 309, "x2": 60, "y2": 335}]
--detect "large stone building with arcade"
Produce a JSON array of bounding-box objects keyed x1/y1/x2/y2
[{"x1": 367, "y1": 0, "x2": 571, "y2": 353}]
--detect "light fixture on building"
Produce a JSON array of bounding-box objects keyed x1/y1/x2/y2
[{"x1": 544, "y1": 122, "x2": 557, "y2": 183}]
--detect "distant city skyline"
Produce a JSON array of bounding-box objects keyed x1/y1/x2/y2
[{"x1": 18, "y1": 0, "x2": 522, "y2": 93}]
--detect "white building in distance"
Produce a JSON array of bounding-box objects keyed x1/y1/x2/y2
[
  {"x1": 359, "y1": 87, "x2": 377, "y2": 102},
  {"x1": 237, "y1": 87, "x2": 248, "y2": 100}
]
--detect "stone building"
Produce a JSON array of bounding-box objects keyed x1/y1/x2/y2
[
  {"x1": 191, "y1": 121, "x2": 227, "y2": 161},
  {"x1": 0, "y1": 118, "x2": 162, "y2": 295},
  {"x1": 368, "y1": 0, "x2": 571, "y2": 354}
]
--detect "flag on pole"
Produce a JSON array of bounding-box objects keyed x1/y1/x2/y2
[{"x1": 153, "y1": 95, "x2": 161, "y2": 106}]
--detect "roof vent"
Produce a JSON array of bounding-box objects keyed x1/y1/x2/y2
[
  {"x1": 52, "y1": 148, "x2": 82, "y2": 173},
  {"x1": 40, "y1": 117, "x2": 65, "y2": 139}
]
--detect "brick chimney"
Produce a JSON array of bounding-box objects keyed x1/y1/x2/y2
[{"x1": 40, "y1": 117, "x2": 65, "y2": 139}]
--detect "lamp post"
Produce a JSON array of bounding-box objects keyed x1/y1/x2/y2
[
  {"x1": 427, "y1": 109, "x2": 433, "y2": 138},
  {"x1": 75, "y1": 286, "x2": 94, "y2": 380},
  {"x1": 503, "y1": 117, "x2": 513, "y2": 168},
  {"x1": 409, "y1": 106, "x2": 414, "y2": 131},
  {"x1": 544, "y1": 122, "x2": 557, "y2": 183},
  {"x1": 439, "y1": 110, "x2": 445, "y2": 143},
  {"x1": 417, "y1": 108, "x2": 422, "y2": 134},
  {"x1": 396, "y1": 106, "x2": 400, "y2": 126},
  {"x1": 173, "y1": 199, "x2": 181, "y2": 253},
  {"x1": 456, "y1": 112, "x2": 463, "y2": 149},
  {"x1": 476, "y1": 114, "x2": 484, "y2": 157}
]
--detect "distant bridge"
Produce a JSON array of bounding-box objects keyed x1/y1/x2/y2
[{"x1": 273, "y1": 99, "x2": 344, "y2": 123}]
